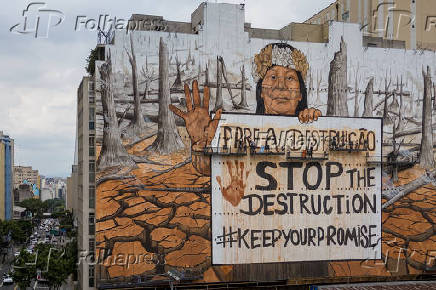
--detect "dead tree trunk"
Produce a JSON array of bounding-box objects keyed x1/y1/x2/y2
[
  {"x1": 238, "y1": 65, "x2": 249, "y2": 108},
  {"x1": 433, "y1": 83, "x2": 436, "y2": 110},
  {"x1": 219, "y1": 56, "x2": 237, "y2": 108},
  {"x1": 149, "y1": 38, "x2": 184, "y2": 155},
  {"x1": 171, "y1": 58, "x2": 183, "y2": 90},
  {"x1": 308, "y1": 69, "x2": 313, "y2": 100},
  {"x1": 420, "y1": 66, "x2": 434, "y2": 168},
  {"x1": 214, "y1": 56, "x2": 223, "y2": 111},
  {"x1": 327, "y1": 37, "x2": 348, "y2": 116},
  {"x1": 205, "y1": 64, "x2": 209, "y2": 86},
  {"x1": 353, "y1": 72, "x2": 360, "y2": 117},
  {"x1": 97, "y1": 52, "x2": 135, "y2": 170},
  {"x1": 396, "y1": 76, "x2": 405, "y2": 132},
  {"x1": 124, "y1": 33, "x2": 146, "y2": 138},
  {"x1": 362, "y1": 77, "x2": 374, "y2": 117},
  {"x1": 383, "y1": 74, "x2": 392, "y2": 126},
  {"x1": 391, "y1": 123, "x2": 399, "y2": 183},
  {"x1": 315, "y1": 70, "x2": 322, "y2": 104}
]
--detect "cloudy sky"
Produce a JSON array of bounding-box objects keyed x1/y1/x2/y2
[{"x1": 0, "y1": 0, "x2": 333, "y2": 177}]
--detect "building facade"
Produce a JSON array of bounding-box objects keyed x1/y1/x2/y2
[
  {"x1": 40, "y1": 177, "x2": 66, "y2": 201},
  {"x1": 75, "y1": 2, "x2": 436, "y2": 289},
  {"x1": 75, "y1": 76, "x2": 97, "y2": 289},
  {"x1": 304, "y1": 0, "x2": 436, "y2": 50},
  {"x1": 66, "y1": 165, "x2": 78, "y2": 214},
  {"x1": 13, "y1": 166, "x2": 40, "y2": 190},
  {"x1": 0, "y1": 132, "x2": 14, "y2": 220},
  {"x1": 13, "y1": 184, "x2": 34, "y2": 204}
]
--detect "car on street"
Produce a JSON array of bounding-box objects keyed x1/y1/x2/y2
[
  {"x1": 2, "y1": 273, "x2": 13, "y2": 285},
  {"x1": 34, "y1": 280, "x2": 50, "y2": 289}
]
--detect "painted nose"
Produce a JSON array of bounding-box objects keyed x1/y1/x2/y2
[{"x1": 276, "y1": 76, "x2": 285, "y2": 89}]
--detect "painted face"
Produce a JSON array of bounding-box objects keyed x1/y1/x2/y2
[{"x1": 261, "y1": 66, "x2": 302, "y2": 115}]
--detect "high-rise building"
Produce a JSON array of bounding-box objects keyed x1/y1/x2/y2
[
  {"x1": 66, "y1": 165, "x2": 78, "y2": 215},
  {"x1": 75, "y1": 75, "x2": 98, "y2": 289},
  {"x1": 13, "y1": 166, "x2": 40, "y2": 190},
  {"x1": 304, "y1": 0, "x2": 436, "y2": 50},
  {"x1": 0, "y1": 131, "x2": 14, "y2": 220},
  {"x1": 73, "y1": 2, "x2": 435, "y2": 289}
]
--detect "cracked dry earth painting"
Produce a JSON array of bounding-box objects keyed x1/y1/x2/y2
[
  {"x1": 93, "y1": 33, "x2": 436, "y2": 284},
  {"x1": 96, "y1": 131, "x2": 224, "y2": 281}
]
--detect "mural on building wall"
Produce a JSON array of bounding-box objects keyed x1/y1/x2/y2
[{"x1": 94, "y1": 28, "x2": 436, "y2": 284}]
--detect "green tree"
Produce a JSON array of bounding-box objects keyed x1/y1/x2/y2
[
  {"x1": 19, "y1": 198, "x2": 45, "y2": 218},
  {"x1": 12, "y1": 250, "x2": 37, "y2": 289},
  {"x1": 86, "y1": 48, "x2": 99, "y2": 75},
  {"x1": 32, "y1": 241, "x2": 77, "y2": 289},
  {"x1": 0, "y1": 220, "x2": 31, "y2": 245}
]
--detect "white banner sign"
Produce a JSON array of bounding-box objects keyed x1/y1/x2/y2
[{"x1": 211, "y1": 114, "x2": 382, "y2": 264}]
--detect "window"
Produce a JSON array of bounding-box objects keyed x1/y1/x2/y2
[
  {"x1": 89, "y1": 265, "x2": 95, "y2": 287},
  {"x1": 89, "y1": 186, "x2": 95, "y2": 209},
  {"x1": 89, "y1": 108, "x2": 95, "y2": 121},
  {"x1": 89, "y1": 121, "x2": 95, "y2": 130},
  {"x1": 89, "y1": 238, "x2": 95, "y2": 253},
  {"x1": 89, "y1": 161, "x2": 95, "y2": 183},
  {"x1": 89, "y1": 213, "x2": 95, "y2": 235},
  {"x1": 89, "y1": 136, "x2": 95, "y2": 157},
  {"x1": 89, "y1": 136, "x2": 95, "y2": 146},
  {"x1": 88, "y1": 82, "x2": 95, "y2": 92}
]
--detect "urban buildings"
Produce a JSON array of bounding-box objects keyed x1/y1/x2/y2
[
  {"x1": 0, "y1": 131, "x2": 14, "y2": 220},
  {"x1": 66, "y1": 165, "x2": 78, "y2": 215},
  {"x1": 73, "y1": 2, "x2": 435, "y2": 289},
  {"x1": 304, "y1": 0, "x2": 436, "y2": 50},
  {"x1": 40, "y1": 177, "x2": 66, "y2": 201},
  {"x1": 13, "y1": 183, "x2": 34, "y2": 204},
  {"x1": 13, "y1": 165, "x2": 40, "y2": 191}
]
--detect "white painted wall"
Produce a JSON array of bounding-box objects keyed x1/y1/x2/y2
[{"x1": 97, "y1": 3, "x2": 435, "y2": 145}]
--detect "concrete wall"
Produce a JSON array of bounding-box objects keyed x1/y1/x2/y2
[
  {"x1": 305, "y1": 0, "x2": 436, "y2": 50},
  {"x1": 76, "y1": 76, "x2": 94, "y2": 290},
  {"x1": 90, "y1": 2, "x2": 436, "y2": 287}
]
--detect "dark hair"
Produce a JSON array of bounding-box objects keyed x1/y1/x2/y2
[{"x1": 255, "y1": 43, "x2": 308, "y2": 115}]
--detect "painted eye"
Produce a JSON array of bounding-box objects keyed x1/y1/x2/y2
[
  {"x1": 271, "y1": 75, "x2": 276, "y2": 80},
  {"x1": 287, "y1": 76, "x2": 295, "y2": 81}
]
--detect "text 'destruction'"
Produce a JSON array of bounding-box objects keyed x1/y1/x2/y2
[{"x1": 211, "y1": 115, "x2": 382, "y2": 264}]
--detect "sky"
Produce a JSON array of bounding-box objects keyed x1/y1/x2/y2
[{"x1": 0, "y1": 0, "x2": 334, "y2": 178}]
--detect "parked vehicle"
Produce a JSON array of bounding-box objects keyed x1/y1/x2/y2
[{"x1": 2, "y1": 273, "x2": 13, "y2": 285}]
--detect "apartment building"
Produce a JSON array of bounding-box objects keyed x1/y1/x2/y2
[
  {"x1": 304, "y1": 0, "x2": 436, "y2": 50},
  {"x1": 76, "y1": 75, "x2": 98, "y2": 289},
  {"x1": 13, "y1": 165, "x2": 40, "y2": 190},
  {"x1": 0, "y1": 132, "x2": 14, "y2": 220},
  {"x1": 66, "y1": 165, "x2": 78, "y2": 214}
]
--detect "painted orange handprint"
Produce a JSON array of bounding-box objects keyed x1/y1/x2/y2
[{"x1": 216, "y1": 161, "x2": 251, "y2": 207}]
